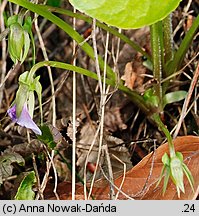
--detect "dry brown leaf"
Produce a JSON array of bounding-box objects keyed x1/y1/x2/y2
[
  {"x1": 121, "y1": 62, "x2": 137, "y2": 90},
  {"x1": 94, "y1": 136, "x2": 199, "y2": 200},
  {"x1": 121, "y1": 56, "x2": 147, "y2": 91},
  {"x1": 45, "y1": 136, "x2": 199, "y2": 200}
]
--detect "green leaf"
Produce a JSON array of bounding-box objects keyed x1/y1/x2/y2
[
  {"x1": 69, "y1": 0, "x2": 182, "y2": 29},
  {"x1": 38, "y1": 124, "x2": 57, "y2": 149},
  {"x1": 0, "y1": 152, "x2": 25, "y2": 184},
  {"x1": 14, "y1": 171, "x2": 36, "y2": 200},
  {"x1": 143, "y1": 88, "x2": 159, "y2": 107},
  {"x1": 163, "y1": 90, "x2": 187, "y2": 108},
  {"x1": 47, "y1": 0, "x2": 62, "y2": 7}
]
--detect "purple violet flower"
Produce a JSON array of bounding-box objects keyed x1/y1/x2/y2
[{"x1": 7, "y1": 103, "x2": 41, "y2": 135}]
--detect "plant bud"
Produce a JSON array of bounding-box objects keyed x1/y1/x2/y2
[
  {"x1": 7, "y1": 15, "x2": 31, "y2": 64},
  {"x1": 8, "y1": 22, "x2": 24, "y2": 63}
]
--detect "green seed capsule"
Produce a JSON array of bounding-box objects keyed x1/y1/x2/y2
[
  {"x1": 170, "y1": 155, "x2": 185, "y2": 195},
  {"x1": 8, "y1": 23, "x2": 24, "y2": 63}
]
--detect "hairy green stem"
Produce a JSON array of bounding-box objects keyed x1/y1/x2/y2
[
  {"x1": 150, "y1": 22, "x2": 163, "y2": 110},
  {"x1": 162, "y1": 14, "x2": 174, "y2": 66}
]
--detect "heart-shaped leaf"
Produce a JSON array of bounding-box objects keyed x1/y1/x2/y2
[{"x1": 69, "y1": 0, "x2": 182, "y2": 29}]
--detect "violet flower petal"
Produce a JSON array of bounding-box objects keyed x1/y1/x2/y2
[
  {"x1": 7, "y1": 104, "x2": 17, "y2": 122},
  {"x1": 7, "y1": 104, "x2": 41, "y2": 135}
]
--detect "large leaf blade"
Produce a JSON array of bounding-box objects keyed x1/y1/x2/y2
[{"x1": 69, "y1": 0, "x2": 182, "y2": 29}]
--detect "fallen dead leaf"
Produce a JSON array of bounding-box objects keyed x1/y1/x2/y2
[
  {"x1": 121, "y1": 52, "x2": 148, "y2": 92},
  {"x1": 45, "y1": 136, "x2": 199, "y2": 200},
  {"x1": 121, "y1": 62, "x2": 137, "y2": 90}
]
